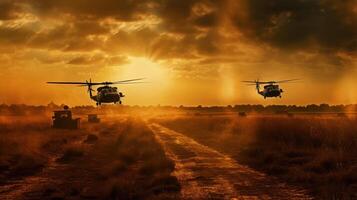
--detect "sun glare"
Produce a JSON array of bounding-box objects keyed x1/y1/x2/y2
[
  {"x1": 219, "y1": 66, "x2": 237, "y2": 104},
  {"x1": 335, "y1": 75, "x2": 357, "y2": 104},
  {"x1": 110, "y1": 56, "x2": 172, "y2": 105},
  {"x1": 121, "y1": 57, "x2": 169, "y2": 81}
]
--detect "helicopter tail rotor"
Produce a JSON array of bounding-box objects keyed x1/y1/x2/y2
[
  {"x1": 85, "y1": 79, "x2": 95, "y2": 97},
  {"x1": 255, "y1": 79, "x2": 260, "y2": 92}
]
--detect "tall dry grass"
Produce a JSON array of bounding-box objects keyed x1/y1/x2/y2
[
  {"x1": 0, "y1": 115, "x2": 79, "y2": 182},
  {"x1": 155, "y1": 115, "x2": 357, "y2": 199},
  {"x1": 91, "y1": 118, "x2": 180, "y2": 199}
]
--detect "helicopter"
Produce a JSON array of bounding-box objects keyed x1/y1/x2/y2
[
  {"x1": 47, "y1": 78, "x2": 145, "y2": 106},
  {"x1": 242, "y1": 79, "x2": 300, "y2": 99}
]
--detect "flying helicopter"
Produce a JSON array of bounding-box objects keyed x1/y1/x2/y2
[
  {"x1": 242, "y1": 79, "x2": 300, "y2": 99},
  {"x1": 47, "y1": 78, "x2": 145, "y2": 106}
]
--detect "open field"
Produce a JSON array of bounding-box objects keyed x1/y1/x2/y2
[
  {"x1": 153, "y1": 114, "x2": 357, "y2": 199},
  {"x1": 1, "y1": 109, "x2": 356, "y2": 199},
  {"x1": 0, "y1": 115, "x2": 180, "y2": 200}
]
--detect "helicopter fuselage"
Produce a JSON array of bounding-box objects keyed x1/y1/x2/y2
[
  {"x1": 258, "y1": 84, "x2": 283, "y2": 99},
  {"x1": 242, "y1": 79, "x2": 299, "y2": 99},
  {"x1": 90, "y1": 86, "x2": 124, "y2": 105}
]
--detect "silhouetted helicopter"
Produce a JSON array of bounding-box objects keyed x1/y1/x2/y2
[
  {"x1": 47, "y1": 78, "x2": 145, "y2": 106},
  {"x1": 242, "y1": 79, "x2": 300, "y2": 99}
]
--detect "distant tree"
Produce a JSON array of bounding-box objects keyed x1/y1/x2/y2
[
  {"x1": 319, "y1": 103, "x2": 329, "y2": 112},
  {"x1": 307, "y1": 104, "x2": 319, "y2": 112}
]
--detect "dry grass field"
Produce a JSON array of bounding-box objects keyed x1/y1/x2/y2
[
  {"x1": 154, "y1": 114, "x2": 357, "y2": 199},
  {"x1": 2, "y1": 109, "x2": 356, "y2": 199},
  {"x1": 0, "y1": 115, "x2": 179, "y2": 200}
]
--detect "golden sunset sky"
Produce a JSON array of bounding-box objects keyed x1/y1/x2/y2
[{"x1": 0, "y1": 0, "x2": 356, "y2": 106}]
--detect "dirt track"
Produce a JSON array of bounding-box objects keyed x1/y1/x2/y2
[{"x1": 150, "y1": 123, "x2": 312, "y2": 200}]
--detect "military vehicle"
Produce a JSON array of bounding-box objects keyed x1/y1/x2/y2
[{"x1": 52, "y1": 106, "x2": 80, "y2": 129}]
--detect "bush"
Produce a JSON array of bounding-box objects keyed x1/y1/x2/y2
[{"x1": 57, "y1": 147, "x2": 84, "y2": 163}]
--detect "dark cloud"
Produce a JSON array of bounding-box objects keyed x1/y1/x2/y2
[
  {"x1": 67, "y1": 54, "x2": 128, "y2": 66},
  {"x1": 0, "y1": 1, "x2": 18, "y2": 20},
  {"x1": 0, "y1": 0, "x2": 224, "y2": 57},
  {"x1": 193, "y1": 12, "x2": 218, "y2": 27},
  {"x1": 29, "y1": 0, "x2": 150, "y2": 21},
  {"x1": 67, "y1": 55, "x2": 101, "y2": 65},
  {"x1": 0, "y1": 26, "x2": 34, "y2": 45},
  {"x1": 156, "y1": 0, "x2": 222, "y2": 33},
  {"x1": 231, "y1": 0, "x2": 357, "y2": 53},
  {"x1": 27, "y1": 21, "x2": 109, "y2": 51},
  {"x1": 0, "y1": 0, "x2": 355, "y2": 68},
  {"x1": 197, "y1": 57, "x2": 242, "y2": 65},
  {"x1": 72, "y1": 20, "x2": 110, "y2": 35},
  {"x1": 195, "y1": 31, "x2": 220, "y2": 55}
]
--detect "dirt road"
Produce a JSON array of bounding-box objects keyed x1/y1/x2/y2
[{"x1": 150, "y1": 123, "x2": 312, "y2": 200}]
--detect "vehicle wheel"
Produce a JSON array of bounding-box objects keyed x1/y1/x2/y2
[{"x1": 119, "y1": 101, "x2": 122, "y2": 104}]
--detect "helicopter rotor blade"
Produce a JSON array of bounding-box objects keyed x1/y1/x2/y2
[
  {"x1": 47, "y1": 81, "x2": 88, "y2": 85},
  {"x1": 242, "y1": 81, "x2": 272, "y2": 84},
  {"x1": 275, "y1": 78, "x2": 301, "y2": 83},
  {"x1": 242, "y1": 79, "x2": 301, "y2": 85},
  {"x1": 113, "y1": 81, "x2": 149, "y2": 84},
  {"x1": 109, "y1": 78, "x2": 146, "y2": 84},
  {"x1": 85, "y1": 78, "x2": 146, "y2": 85},
  {"x1": 47, "y1": 78, "x2": 146, "y2": 86}
]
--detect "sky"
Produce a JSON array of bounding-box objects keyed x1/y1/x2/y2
[{"x1": 0, "y1": 0, "x2": 356, "y2": 106}]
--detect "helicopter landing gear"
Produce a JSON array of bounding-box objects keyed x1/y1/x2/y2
[{"x1": 279, "y1": 95, "x2": 282, "y2": 98}]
